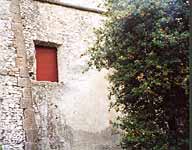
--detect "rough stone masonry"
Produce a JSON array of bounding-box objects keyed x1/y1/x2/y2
[{"x1": 0, "y1": 0, "x2": 121, "y2": 150}]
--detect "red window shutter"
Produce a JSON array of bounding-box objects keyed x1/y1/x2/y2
[{"x1": 35, "y1": 46, "x2": 58, "y2": 82}]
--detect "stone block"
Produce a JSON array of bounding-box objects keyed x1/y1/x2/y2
[
  {"x1": 16, "y1": 45, "x2": 26, "y2": 57},
  {"x1": 25, "y1": 129, "x2": 38, "y2": 142},
  {"x1": 23, "y1": 88, "x2": 32, "y2": 98},
  {"x1": 16, "y1": 57, "x2": 25, "y2": 67},
  {"x1": 11, "y1": 67, "x2": 20, "y2": 73},
  {"x1": 24, "y1": 108, "x2": 35, "y2": 118},
  {"x1": 0, "y1": 69, "x2": 8, "y2": 76},
  {"x1": 24, "y1": 142, "x2": 38, "y2": 150},
  {"x1": 20, "y1": 67, "x2": 29, "y2": 78},
  {"x1": 23, "y1": 117, "x2": 36, "y2": 130},
  {"x1": 18, "y1": 77, "x2": 31, "y2": 87},
  {"x1": 23, "y1": 109, "x2": 36, "y2": 130},
  {"x1": 20, "y1": 97, "x2": 32, "y2": 108},
  {"x1": 8, "y1": 68, "x2": 19, "y2": 76}
]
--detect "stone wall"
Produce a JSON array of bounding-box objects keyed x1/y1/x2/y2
[
  {"x1": 0, "y1": 0, "x2": 24, "y2": 149},
  {"x1": 0, "y1": 0, "x2": 34, "y2": 149},
  {"x1": 0, "y1": 0, "x2": 121, "y2": 149}
]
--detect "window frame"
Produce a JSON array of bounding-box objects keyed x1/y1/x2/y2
[{"x1": 35, "y1": 45, "x2": 59, "y2": 82}]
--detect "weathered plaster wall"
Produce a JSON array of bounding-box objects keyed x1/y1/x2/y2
[
  {"x1": 16, "y1": 0, "x2": 119, "y2": 149},
  {"x1": 0, "y1": 0, "x2": 119, "y2": 149}
]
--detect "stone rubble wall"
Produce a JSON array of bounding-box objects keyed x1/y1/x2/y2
[
  {"x1": 0, "y1": 0, "x2": 121, "y2": 149},
  {"x1": 0, "y1": 0, "x2": 38, "y2": 149},
  {"x1": 0, "y1": 0, "x2": 25, "y2": 149}
]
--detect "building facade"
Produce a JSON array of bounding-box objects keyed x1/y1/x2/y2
[{"x1": 0, "y1": 0, "x2": 120, "y2": 149}]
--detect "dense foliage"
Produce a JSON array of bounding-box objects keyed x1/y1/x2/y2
[{"x1": 87, "y1": 0, "x2": 190, "y2": 149}]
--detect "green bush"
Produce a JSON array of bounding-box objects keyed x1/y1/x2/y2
[{"x1": 87, "y1": 0, "x2": 189, "y2": 149}]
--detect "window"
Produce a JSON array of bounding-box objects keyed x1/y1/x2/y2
[{"x1": 35, "y1": 46, "x2": 58, "y2": 82}]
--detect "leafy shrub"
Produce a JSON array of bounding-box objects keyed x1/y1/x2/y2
[{"x1": 87, "y1": 0, "x2": 189, "y2": 149}]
